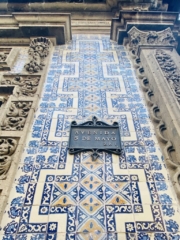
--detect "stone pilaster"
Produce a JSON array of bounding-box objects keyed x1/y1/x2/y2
[
  {"x1": 0, "y1": 37, "x2": 53, "y2": 222},
  {"x1": 127, "y1": 26, "x2": 180, "y2": 201}
]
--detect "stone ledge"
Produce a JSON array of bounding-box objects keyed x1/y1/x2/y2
[
  {"x1": 0, "y1": 13, "x2": 72, "y2": 45},
  {"x1": 0, "y1": 1, "x2": 116, "y2": 12},
  {"x1": 129, "y1": 47, "x2": 180, "y2": 203}
]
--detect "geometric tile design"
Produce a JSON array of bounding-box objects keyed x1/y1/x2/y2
[{"x1": 1, "y1": 35, "x2": 180, "y2": 240}]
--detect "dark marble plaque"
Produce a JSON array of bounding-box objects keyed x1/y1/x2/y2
[{"x1": 68, "y1": 116, "x2": 122, "y2": 160}]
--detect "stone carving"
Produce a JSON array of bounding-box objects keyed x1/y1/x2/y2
[
  {"x1": 0, "y1": 96, "x2": 8, "y2": 107},
  {"x1": 132, "y1": 45, "x2": 180, "y2": 202},
  {"x1": 155, "y1": 50, "x2": 180, "y2": 102},
  {"x1": 147, "y1": 31, "x2": 158, "y2": 44},
  {"x1": 0, "y1": 53, "x2": 7, "y2": 62},
  {"x1": 128, "y1": 27, "x2": 176, "y2": 54},
  {"x1": 24, "y1": 37, "x2": 52, "y2": 74},
  {"x1": 1, "y1": 75, "x2": 40, "y2": 97},
  {"x1": 1, "y1": 101, "x2": 32, "y2": 131},
  {"x1": 132, "y1": 3, "x2": 167, "y2": 11},
  {"x1": 0, "y1": 138, "x2": 17, "y2": 179},
  {"x1": 133, "y1": 6, "x2": 148, "y2": 11},
  {"x1": 148, "y1": 3, "x2": 167, "y2": 11},
  {"x1": 162, "y1": 33, "x2": 176, "y2": 45}
]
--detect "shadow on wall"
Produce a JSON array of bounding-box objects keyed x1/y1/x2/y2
[
  {"x1": 163, "y1": 0, "x2": 180, "y2": 12},
  {"x1": 7, "y1": 0, "x2": 106, "y2": 3}
]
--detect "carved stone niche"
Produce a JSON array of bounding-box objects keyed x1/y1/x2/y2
[
  {"x1": 0, "y1": 101, "x2": 32, "y2": 131},
  {"x1": 0, "y1": 48, "x2": 19, "y2": 71},
  {"x1": 0, "y1": 75, "x2": 41, "y2": 97},
  {"x1": 0, "y1": 138, "x2": 18, "y2": 180}
]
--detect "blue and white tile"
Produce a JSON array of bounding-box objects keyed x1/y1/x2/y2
[
  {"x1": 137, "y1": 232, "x2": 168, "y2": 240},
  {"x1": 1, "y1": 34, "x2": 180, "y2": 239}
]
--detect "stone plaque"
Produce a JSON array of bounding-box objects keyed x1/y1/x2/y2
[{"x1": 68, "y1": 116, "x2": 122, "y2": 160}]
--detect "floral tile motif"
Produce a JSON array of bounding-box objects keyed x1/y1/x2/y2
[{"x1": 1, "y1": 34, "x2": 180, "y2": 240}]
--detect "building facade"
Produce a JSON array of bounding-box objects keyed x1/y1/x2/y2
[{"x1": 0, "y1": 0, "x2": 180, "y2": 239}]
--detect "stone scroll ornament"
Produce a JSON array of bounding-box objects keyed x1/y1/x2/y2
[
  {"x1": 0, "y1": 138, "x2": 17, "y2": 180},
  {"x1": 1, "y1": 101, "x2": 32, "y2": 131},
  {"x1": 155, "y1": 50, "x2": 180, "y2": 103},
  {"x1": 128, "y1": 27, "x2": 176, "y2": 55},
  {"x1": 1, "y1": 75, "x2": 40, "y2": 97},
  {"x1": 68, "y1": 116, "x2": 122, "y2": 161},
  {"x1": 24, "y1": 37, "x2": 52, "y2": 74}
]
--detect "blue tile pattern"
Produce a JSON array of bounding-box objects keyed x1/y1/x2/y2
[{"x1": 1, "y1": 35, "x2": 180, "y2": 240}]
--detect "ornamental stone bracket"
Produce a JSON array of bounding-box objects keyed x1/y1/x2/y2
[
  {"x1": 110, "y1": 9, "x2": 180, "y2": 54},
  {"x1": 127, "y1": 27, "x2": 177, "y2": 55},
  {"x1": 24, "y1": 37, "x2": 52, "y2": 74},
  {"x1": 0, "y1": 37, "x2": 52, "y2": 222},
  {"x1": 126, "y1": 26, "x2": 180, "y2": 203}
]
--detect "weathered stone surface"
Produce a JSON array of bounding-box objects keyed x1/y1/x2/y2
[
  {"x1": 0, "y1": 37, "x2": 53, "y2": 223},
  {"x1": 126, "y1": 26, "x2": 180, "y2": 202},
  {"x1": 110, "y1": 9, "x2": 180, "y2": 54},
  {"x1": 1, "y1": 101, "x2": 32, "y2": 131},
  {"x1": 155, "y1": 49, "x2": 180, "y2": 103},
  {"x1": 0, "y1": 138, "x2": 18, "y2": 180},
  {"x1": 0, "y1": 48, "x2": 19, "y2": 71},
  {"x1": 1, "y1": 75, "x2": 41, "y2": 97},
  {"x1": 128, "y1": 27, "x2": 176, "y2": 55},
  {"x1": 0, "y1": 13, "x2": 71, "y2": 45},
  {"x1": 24, "y1": 37, "x2": 52, "y2": 74}
]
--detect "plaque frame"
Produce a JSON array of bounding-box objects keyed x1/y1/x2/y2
[{"x1": 68, "y1": 116, "x2": 122, "y2": 161}]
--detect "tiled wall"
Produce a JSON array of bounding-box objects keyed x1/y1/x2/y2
[{"x1": 1, "y1": 35, "x2": 180, "y2": 240}]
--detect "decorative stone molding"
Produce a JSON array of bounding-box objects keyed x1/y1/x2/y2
[
  {"x1": 1, "y1": 101, "x2": 32, "y2": 131},
  {"x1": 110, "y1": 10, "x2": 180, "y2": 53},
  {"x1": 24, "y1": 37, "x2": 52, "y2": 74},
  {"x1": 0, "y1": 37, "x2": 52, "y2": 222},
  {"x1": 128, "y1": 27, "x2": 176, "y2": 55},
  {"x1": 0, "y1": 13, "x2": 71, "y2": 46},
  {"x1": 0, "y1": 1, "x2": 116, "y2": 12},
  {"x1": 118, "y1": 1, "x2": 168, "y2": 12},
  {"x1": 1, "y1": 75, "x2": 41, "y2": 97},
  {"x1": 0, "y1": 138, "x2": 18, "y2": 180},
  {"x1": 126, "y1": 27, "x2": 180, "y2": 202},
  {"x1": 0, "y1": 53, "x2": 7, "y2": 62},
  {"x1": 71, "y1": 20, "x2": 111, "y2": 35},
  {"x1": 155, "y1": 50, "x2": 180, "y2": 103},
  {"x1": 0, "y1": 48, "x2": 19, "y2": 71}
]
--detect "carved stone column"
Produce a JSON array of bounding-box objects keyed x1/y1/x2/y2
[{"x1": 127, "y1": 26, "x2": 180, "y2": 201}]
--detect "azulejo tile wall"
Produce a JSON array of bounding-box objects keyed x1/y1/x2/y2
[{"x1": 1, "y1": 35, "x2": 180, "y2": 240}]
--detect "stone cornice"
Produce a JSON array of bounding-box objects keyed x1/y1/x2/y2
[
  {"x1": 0, "y1": 12, "x2": 72, "y2": 45},
  {"x1": 110, "y1": 11, "x2": 178, "y2": 43},
  {"x1": 117, "y1": 2, "x2": 168, "y2": 11},
  {"x1": 0, "y1": 1, "x2": 117, "y2": 12}
]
